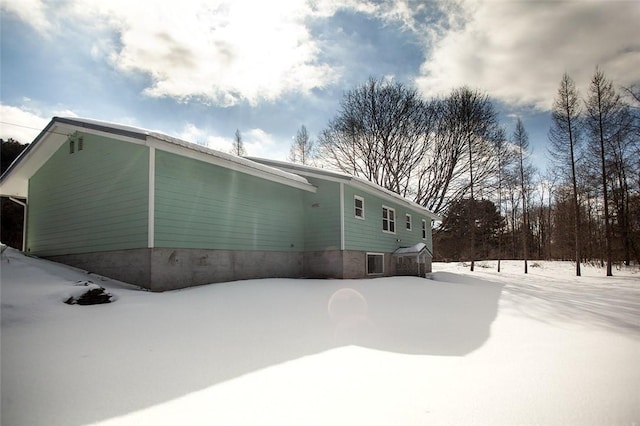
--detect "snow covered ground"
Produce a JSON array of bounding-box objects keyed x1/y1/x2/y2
[{"x1": 1, "y1": 247, "x2": 639, "y2": 425}]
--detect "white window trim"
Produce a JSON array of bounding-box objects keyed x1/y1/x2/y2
[
  {"x1": 366, "y1": 252, "x2": 385, "y2": 275},
  {"x1": 405, "y1": 213, "x2": 412, "y2": 231},
  {"x1": 421, "y1": 219, "x2": 427, "y2": 240},
  {"x1": 382, "y1": 205, "x2": 396, "y2": 234},
  {"x1": 354, "y1": 195, "x2": 365, "y2": 220}
]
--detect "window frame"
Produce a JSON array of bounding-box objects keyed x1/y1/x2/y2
[
  {"x1": 366, "y1": 252, "x2": 384, "y2": 275},
  {"x1": 382, "y1": 205, "x2": 396, "y2": 234},
  {"x1": 405, "y1": 213, "x2": 412, "y2": 231},
  {"x1": 421, "y1": 219, "x2": 427, "y2": 240},
  {"x1": 354, "y1": 195, "x2": 365, "y2": 220}
]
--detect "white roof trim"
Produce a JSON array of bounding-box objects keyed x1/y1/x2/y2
[
  {"x1": 0, "y1": 117, "x2": 316, "y2": 197},
  {"x1": 145, "y1": 134, "x2": 314, "y2": 192},
  {"x1": 393, "y1": 243, "x2": 431, "y2": 257},
  {"x1": 248, "y1": 157, "x2": 441, "y2": 220}
]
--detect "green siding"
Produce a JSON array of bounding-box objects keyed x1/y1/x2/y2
[
  {"x1": 27, "y1": 133, "x2": 149, "y2": 256},
  {"x1": 302, "y1": 178, "x2": 341, "y2": 251},
  {"x1": 343, "y1": 185, "x2": 432, "y2": 253},
  {"x1": 26, "y1": 132, "x2": 433, "y2": 262},
  {"x1": 154, "y1": 150, "x2": 304, "y2": 251}
]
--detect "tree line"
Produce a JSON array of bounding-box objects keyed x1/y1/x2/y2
[{"x1": 307, "y1": 72, "x2": 639, "y2": 275}]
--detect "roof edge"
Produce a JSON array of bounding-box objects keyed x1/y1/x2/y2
[
  {"x1": 1, "y1": 117, "x2": 317, "y2": 195},
  {"x1": 248, "y1": 157, "x2": 442, "y2": 220}
]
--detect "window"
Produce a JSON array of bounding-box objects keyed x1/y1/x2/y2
[
  {"x1": 69, "y1": 140, "x2": 75, "y2": 154},
  {"x1": 421, "y1": 219, "x2": 427, "y2": 239},
  {"x1": 78, "y1": 136, "x2": 84, "y2": 151},
  {"x1": 382, "y1": 206, "x2": 395, "y2": 233},
  {"x1": 354, "y1": 195, "x2": 365, "y2": 219},
  {"x1": 367, "y1": 253, "x2": 384, "y2": 275},
  {"x1": 405, "y1": 213, "x2": 412, "y2": 230}
]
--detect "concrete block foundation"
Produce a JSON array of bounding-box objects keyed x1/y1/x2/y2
[{"x1": 48, "y1": 247, "x2": 429, "y2": 291}]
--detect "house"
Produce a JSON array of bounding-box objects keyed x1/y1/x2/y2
[{"x1": 0, "y1": 117, "x2": 440, "y2": 291}]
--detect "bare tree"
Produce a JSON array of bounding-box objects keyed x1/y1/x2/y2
[
  {"x1": 584, "y1": 68, "x2": 620, "y2": 276},
  {"x1": 608, "y1": 104, "x2": 636, "y2": 266},
  {"x1": 493, "y1": 127, "x2": 516, "y2": 272},
  {"x1": 549, "y1": 73, "x2": 583, "y2": 276},
  {"x1": 621, "y1": 85, "x2": 640, "y2": 264},
  {"x1": 230, "y1": 129, "x2": 246, "y2": 156},
  {"x1": 440, "y1": 87, "x2": 502, "y2": 271},
  {"x1": 319, "y1": 77, "x2": 435, "y2": 198},
  {"x1": 414, "y1": 88, "x2": 501, "y2": 217},
  {"x1": 513, "y1": 118, "x2": 531, "y2": 273},
  {"x1": 289, "y1": 125, "x2": 315, "y2": 165},
  {"x1": 623, "y1": 84, "x2": 640, "y2": 109}
]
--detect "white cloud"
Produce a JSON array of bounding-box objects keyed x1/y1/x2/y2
[
  {"x1": 177, "y1": 123, "x2": 288, "y2": 159},
  {"x1": 9, "y1": 0, "x2": 343, "y2": 107},
  {"x1": 0, "y1": 105, "x2": 50, "y2": 143},
  {"x1": 11, "y1": 0, "x2": 635, "y2": 116},
  {"x1": 243, "y1": 128, "x2": 286, "y2": 159},
  {"x1": 205, "y1": 135, "x2": 235, "y2": 154},
  {"x1": 415, "y1": 0, "x2": 640, "y2": 110},
  {"x1": 178, "y1": 123, "x2": 233, "y2": 152},
  {"x1": 178, "y1": 123, "x2": 208, "y2": 146},
  {"x1": 1, "y1": 0, "x2": 53, "y2": 34},
  {"x1": 3, "y1": 0, "x2": 414, "y2": 108}
]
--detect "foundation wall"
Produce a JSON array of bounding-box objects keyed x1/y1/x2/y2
[
  {"x1": 149, "y1": 248, "x2": 303, "y2": 291},
  {"x1": 302, "y1": 250, "x2": 344, "y2": 278},
  {"x1": 47, "y1": 249, "x2": 152, "y2": 288},
  {"x1": 343, "y1": 250, "x2": 366, "y2": 279},
  {"x1": 47, "y1": 248, "x2": 428, "y2": 292}
]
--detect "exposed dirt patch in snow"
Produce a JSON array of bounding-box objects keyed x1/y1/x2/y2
[{"x1": 63, "y1": 281, "x2": 115, "y2": 305}]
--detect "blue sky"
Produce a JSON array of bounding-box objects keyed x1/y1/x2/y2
[{"x1": 1, "y1": 0, "x2": 638, "y2": 173}]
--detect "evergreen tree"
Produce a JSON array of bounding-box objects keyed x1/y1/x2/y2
[{"x1": 435, "y1": 198, "x2": 503, "y2": 261}]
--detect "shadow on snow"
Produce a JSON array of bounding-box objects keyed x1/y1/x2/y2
[{"x1": 1, "y1": 251, "x2": 504, "y2": 426}]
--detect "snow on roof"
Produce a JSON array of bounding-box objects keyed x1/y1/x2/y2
[
  {"x1": 247, "y1": 157, "x2": 441, "y2": 220},
  {"x1": 393, "y1": 243, "x2": 431, "y2": 257},
  {"x1": 0, "y1": 117, "x2": 315, "y2": 197}
]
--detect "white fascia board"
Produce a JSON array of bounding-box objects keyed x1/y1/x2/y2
[
  {"x1": 55, "y1": 120, "x2": 148, "y2": 145},
  {"x1": 0, "y1": 117, "x2": 316, "y2": 198},
  {"x1": 0, "y1": 120, "x2": 149, "y2": 198},
  {"x1": 246, "y1": 157, "x2": 352, "y2": 184},
  {"x1": 0, "y1": 123, "x2": 68, "y2": 198},
  {"x1": 281, "y1": 169, "x2": 349, "y2": 184},
  {"x1": 146, "y1": 136, "x2": 316, "y2": 193},
  {"x1": 247, "y1": 157, "x2": 441, "y2": 220}
]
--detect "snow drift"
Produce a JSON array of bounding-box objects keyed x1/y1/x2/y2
[{"x1": 1, "y1": 247, "x2": 639, "y2": 425}]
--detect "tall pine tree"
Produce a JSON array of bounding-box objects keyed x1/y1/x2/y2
[{"x1": 549, "y1": 73, "x2": 583, "y2": 276}]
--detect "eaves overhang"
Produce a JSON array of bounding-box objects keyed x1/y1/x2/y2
[
  {"x1": 247, "y1": 157, "x2": 442, "y2": 221},
  {"x1": 0, "y1": 117, "x2": 317, "y2": 198}
]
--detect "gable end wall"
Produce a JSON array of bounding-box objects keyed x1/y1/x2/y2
[{"x1": 27, "y1": 133, "x2": 149, "y2": 256}]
